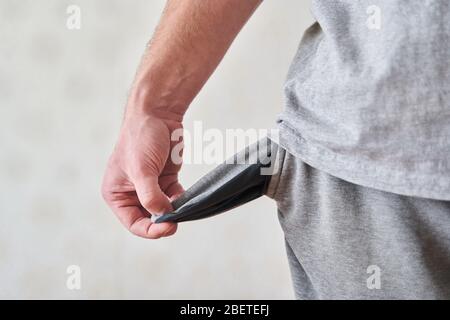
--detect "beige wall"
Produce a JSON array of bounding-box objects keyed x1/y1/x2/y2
[{"x1": 0, "y1": 0, "x2": 313, "y2": 299}]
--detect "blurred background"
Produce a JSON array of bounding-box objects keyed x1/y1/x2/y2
[{"x1": 0, "y1": 0, "x2": 313, "y2": 299}]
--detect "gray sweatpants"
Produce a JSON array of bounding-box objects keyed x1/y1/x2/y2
[
  {"x1": 266, "y1": 147, "x2": 450, "y2": 299},
  {"x1": 157, "y1": 138, "x2": 450, "y2": 299}
]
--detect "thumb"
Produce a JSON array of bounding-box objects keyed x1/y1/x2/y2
[{"x1": 134, "y1": 175, "x2": 173, "y2": 215}]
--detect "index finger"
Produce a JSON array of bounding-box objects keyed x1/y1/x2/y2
[{"x1": 113, "y1": 204, "x2": 177, "y2": 239}]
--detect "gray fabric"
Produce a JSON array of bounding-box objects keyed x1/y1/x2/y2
[
  {"x1": 267, "y1": 147, "x2": 450, "y2": 300},
  {"x1": 278, "y1": 0, "x2": 450, "y2": 200},
  {"x1": 153, "y1": 138, "x2": 277, "y2": 223}
]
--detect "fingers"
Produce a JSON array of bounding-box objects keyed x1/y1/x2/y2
[
  {"x1": 102, "y1": 173, "x2": 177, "y2": 239},
  {"x1": 162, "y1": 179, "x2": 185, "y2": 201},
  {"x1": 134, "y1": 175, "x2": 173, "y2": 215},
  {"x1": 117, "y1": 205, "x2": 177, "y2": 239}
]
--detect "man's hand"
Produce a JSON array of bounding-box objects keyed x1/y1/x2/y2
[
  {"x1": 102, "y1": 0, "x2": 262, "y2": 238},
  {"x1": 102, "y1": 111, "x2": 184, "y2": 239}
]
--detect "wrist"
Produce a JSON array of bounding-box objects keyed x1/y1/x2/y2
[{"x1": 126, "y1": 84, "x2": 187, "y2": 123}]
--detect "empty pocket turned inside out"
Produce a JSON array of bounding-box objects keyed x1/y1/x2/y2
[{"x1": 153, "y1": 138, "x2": 280, "y2": 224}]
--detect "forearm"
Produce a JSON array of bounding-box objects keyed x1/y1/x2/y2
[{"x1": 127, "y1": 0, "x2": 262, "y2": 120}]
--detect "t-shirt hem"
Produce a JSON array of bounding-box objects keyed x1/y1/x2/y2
[{"x1": 277, "y1": 122, "x2": 450, "y2": 201}]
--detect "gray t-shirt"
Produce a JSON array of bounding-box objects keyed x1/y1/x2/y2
[{"x1": 277, "y1": 0, "x2": 450, "y2": 200}]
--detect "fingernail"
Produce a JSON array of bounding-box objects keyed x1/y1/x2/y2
[{"x1": 150, "y1": 214, "x2": 162, "y2": 223}]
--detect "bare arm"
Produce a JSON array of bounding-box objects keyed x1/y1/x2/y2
[
  {"x1": 102, "y1": 0, "x2": 262, "y2": 239},
  {"x1": 130, "y1": 0, "x2": 262, "y2": 119}
]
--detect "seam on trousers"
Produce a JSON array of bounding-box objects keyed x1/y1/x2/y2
[{"x1": 265, "y1": 143, "x2": 287, "y2": 200}]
